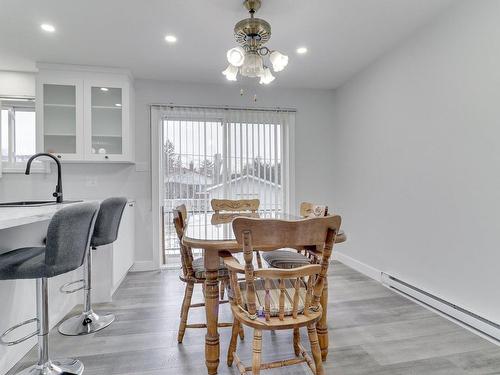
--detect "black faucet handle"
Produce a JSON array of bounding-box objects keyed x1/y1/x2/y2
[{"x1": 53, "y1": 186, "x2": 62, "y2": 198}]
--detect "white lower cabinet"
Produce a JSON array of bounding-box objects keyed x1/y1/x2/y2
[
  {"x1": 112, "y1": 200, "x2": 136, "y2": 291},
  {"x1": 93, "y1": 200, "x2": 135, "y2": 302}
]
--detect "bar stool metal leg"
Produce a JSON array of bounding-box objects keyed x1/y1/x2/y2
[
  {"x1": 58, "y1": 248, "x2": 115, "y2": 336},
  {"x1": 17, "y1": 278, "x2": 84, "y2": 375}
]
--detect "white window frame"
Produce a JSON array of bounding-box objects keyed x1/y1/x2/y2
[
  {"x1": 1, "y1": 99, "x2": 48, "y2": 173},
  {"x1": 149, "y1": 105, "x2": 296, "y2": 271}
]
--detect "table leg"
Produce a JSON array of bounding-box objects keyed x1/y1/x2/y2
[
  {"x1": 204, "y1": 254, "x2": 220, "y2": 374},
  {"x1": 317, "y1": 277, "x2": 329, "y2": 361}
]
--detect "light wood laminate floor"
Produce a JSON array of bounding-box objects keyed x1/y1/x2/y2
[{"x1": 8, "y1": 261, "x2": 500, "y2": 374}]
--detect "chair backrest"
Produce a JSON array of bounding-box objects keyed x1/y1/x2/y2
[
  {"x1": 177, "y1": 204, "x2": 187, "y2": 223},
  {"x1": 45, "y1": 202, "x2": 100, "y2": 274},
  {"x1": 299, "y1": 202, "x2": 328, "y2": 218},
  {"x1": 211, "y1": 212, "x2": 259, "y2": 225},
  {"x1": 91, "y1": 197, "x2": 128, "y2": 247},
  {"x1": 173, "y1": 204, "x2": 194, "y2": 278},
  {"x1": 173, "y1": 204, "x2": 187, "y2": 239},
  {"x1": 211, "y1": 198, "x2": 260, "y2": 213},
  {"x1": 229, "y1": 216, "x2": 341, "y2": 321}
]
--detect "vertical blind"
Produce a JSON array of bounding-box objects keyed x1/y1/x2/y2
[{"x1": 161, "y1": 106, "x2": 294, "y2": 264}]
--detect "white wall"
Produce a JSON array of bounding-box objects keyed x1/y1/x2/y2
[
  {"x1": 330, "y1": 0, "x2": 500, "y2": 323},
  {"x1": 0, "y1": 71, "x2": 35, "y2": 97},
  {"x1": 0, "y1": 72, "x2": 337, "y2": 270}
]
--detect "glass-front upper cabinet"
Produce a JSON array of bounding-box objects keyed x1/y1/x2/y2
[
  {"x1": 36, "y1": 64, "x2": 134, "y2": 163},
  {"x1": 84, "y1": 81, "x2": 130, "y2": 161},
  {"x1": 36, "y1": 78, "x2": 84, "y2": 160}
]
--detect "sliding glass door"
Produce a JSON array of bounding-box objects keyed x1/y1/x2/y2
[{"x1": 161, "y1": 106, "x2": 293, "y2": 265}]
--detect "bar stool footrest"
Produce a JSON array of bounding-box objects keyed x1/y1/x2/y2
[
  {"x1": 59, "y1": 279, "x2": 85, "y2": 294},
  {"x1": 0, "y1": 317, "x2": 39, "y2": 346}
]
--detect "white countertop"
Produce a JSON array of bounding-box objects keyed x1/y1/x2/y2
[
  {"x1": 0, "y1": 202, "x2": 82, "y2": 230},
  {"x1": 0, "y1": 199, "x2": 135, "y2": 230}
]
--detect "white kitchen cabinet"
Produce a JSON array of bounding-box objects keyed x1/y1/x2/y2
[
  {"x1": 112, "y1": 200, "x2": 135, "y2": 292},
  {"x1": 36, "y1": 76, "x2": 84, "y2": 160},
  {"x1": 92, "y1": 199, "x2": 136, "y2": 302},
  {"x1": 36, "y1": 64, "x2": 134, "y2": 163}
]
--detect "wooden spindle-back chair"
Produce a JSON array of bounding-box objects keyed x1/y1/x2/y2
[
  {"x1": 221, "y1": 215, "x2": 341, "y2": 375},
  {"x1": 262, "y1": 202, "x2": 329, "y2": 269},
  {"x1": 173, "y1": 205, "x2": 241, "y2": 343},
  {"x1": 210, "y1": 198, "x2": 264, "y2": 268},
  {"x1": 299, "y1": 202, "x2": 328, "y2": 218}
]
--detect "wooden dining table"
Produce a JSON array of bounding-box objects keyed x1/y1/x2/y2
[{"x1": 182, "y1": 211, "x2": 346, "y2": 374}]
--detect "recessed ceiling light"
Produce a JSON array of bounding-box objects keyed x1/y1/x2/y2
[
  {"x1": 164, "y1": 35, "x2": 177, "y2": 43},
  {"x1": 100, "y1": 87, "x2": 109, "y2": 92},
  {"x1": 40, "y1": 23, "x2": 56, "y2": 33},
  {"x1": 115, "y1": 103, "x2": 122, "y2": 107},
  {"x1": 296, "y1": 47, "x2": 308, "y2": 54}
]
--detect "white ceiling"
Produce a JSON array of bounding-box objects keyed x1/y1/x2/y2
[{"x1": 0, "y1": 0, "x2": 456, "y2": 89}]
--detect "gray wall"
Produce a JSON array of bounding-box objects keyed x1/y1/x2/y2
[
  {"x1": 134, "y1": 80, "x2": 337, "y2": 265},
  {"x1": 330, "y1": 0, "x2": 500, "y2": 322}
]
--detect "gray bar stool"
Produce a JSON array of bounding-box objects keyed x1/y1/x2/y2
[
  {"x1": 0, "y1": 202, "x2": 99, "y2": 375},
  {"x1": 58, "y1": 197, "x2": 128, "y2": 336}
]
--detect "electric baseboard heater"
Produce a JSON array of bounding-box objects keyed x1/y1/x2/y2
[{"x1": 381, "y1": 272, "x2": 500, "y2": 342}]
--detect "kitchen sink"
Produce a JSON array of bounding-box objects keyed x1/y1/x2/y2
[{"x1": 0, "y1": 200, "x2": 83, "y2": 207}]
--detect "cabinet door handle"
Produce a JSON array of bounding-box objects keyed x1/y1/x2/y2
[
  {"x1": 57, "y1": 155, "x2": 62, "y2": 159},
  {"x1": 105, "y1": 155, "x2": 109, "y2": 159}
]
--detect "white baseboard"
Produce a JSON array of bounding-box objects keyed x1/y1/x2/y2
[
  {"x1": 130, "y1": 260, "x2": 157, "y2": 272},
  {"x1": 333, "y1": 251, "x2": 382, "y2": 282}
]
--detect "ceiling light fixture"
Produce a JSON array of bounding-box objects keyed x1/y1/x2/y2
[
  {"x1": 40, "y1": 23, "x2": 55, "y2": 33},
  {"x1": 222, "y1": 0, "x2": 288, "y2": 85},
  {"x1": 296, "y1": 47, "x2": 308, "y2": 54},
  {"x1": 165, "y1": 35, "x2": 177, "y2": 43},
  {"x1": 222, "y1": 64, "x2": 239, "y2": 81}
]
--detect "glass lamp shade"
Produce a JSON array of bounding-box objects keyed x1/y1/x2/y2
[
  {"x1": 222, "y1": 64, "x2": 238, "y2": 81},
  {"x1": 240, "y1": 51, "x2": 264, "y2": 78},
  {"x1": 259, "y1": 67, "x2": 275, "y2": 85},
  {"x1": 226, "y1": 46, "x2": 245, "y2": 67},
  {"x1": 270, "y1": 50, "x2": 289, "y2": 72}
]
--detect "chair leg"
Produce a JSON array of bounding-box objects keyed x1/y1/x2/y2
[
  {"x1": 18, "y1": 278, "x2": 84, "y2": 375},
  {"x1": 220, "y1": 280, "x2": 225, "y2": 300},
  {"x1": 177, "y1": 281, "x2": 194, "y2": 343},
  {"x1": 227, "y1": 318, "x2": 240, "y2": 366},
  {"x1": 252, "y1": 329, "x2": 262, "y2": 375},
  {"x1": 318, "y1": 278, "x2": 329, "y2": 361},
  {"x1": 58, "y1": 247, "x2": 115, "y2": 336},
  {"x1": 293, "y1": 327, "x2": 301, "y2": 356},
  {"x1": 37, "y1": 278, "x2": 49, "y2": 366},
  {"x1": 256, "y1": 251, "x2": 263, "y2": 268},
  {"x1": 307, "y1": 323, "x2": 324, "y2": 375},
  {"x1": 238, "y1": 321, "x2": 245, "y2": 340}
]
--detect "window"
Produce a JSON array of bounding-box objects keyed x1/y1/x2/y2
[
  {"x1": 0, "y1": 99, "x2": 44, "y2": 172},
  {"x1": 161, "y1": 106, "x2": 294, "y2": 265}
]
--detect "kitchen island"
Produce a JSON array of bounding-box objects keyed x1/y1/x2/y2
[{"x1": 0, "y1": 200, "x2": 135, "y2": 375}]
